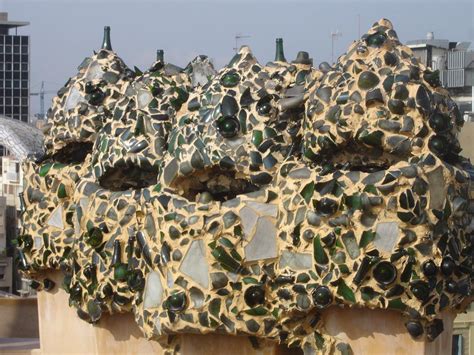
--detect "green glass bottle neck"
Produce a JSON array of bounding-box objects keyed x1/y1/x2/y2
[
  {"x1": 102, "y1": 26, "x2": 112, "y2": 51},
  {"x1": 111, "y1": 239, "x2": 121, "y2": 265},
  {"x1": 275, "y1": 38, "x2": 286, "y2": 62},
  {"x1": 156, "y1": 49, "x2": 164, "y2": 62}
]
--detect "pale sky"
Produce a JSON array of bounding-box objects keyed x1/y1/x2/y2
[{"x1": 1, "y1": 0, "x2": 473, "y2": 116}]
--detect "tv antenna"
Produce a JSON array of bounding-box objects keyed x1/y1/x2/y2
[
  {"x1": 30, "y1": 81, "x2": 56, "y2": 120},
  {"x1": 234, "y1": 33, "x2": 251, "y2": 53},
  {"x1": 358, "y1": 14, "x2": 361, "y2": 38},
  {"x1": 331, "y1": 30, "x2": 342, "y2": 64}
]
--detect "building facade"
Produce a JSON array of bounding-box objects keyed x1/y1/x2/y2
[
  {"x1": 0, "y1": 194, "x2": 16, "y2": 294},
  {"x1": 0, "y1": 15, "x2": 30, "y2": 293},
  {"x1": 454, "y1": 304, "x2": 474, "y2": 355},
  {"x1": 0, "y1": 115, "x2": 43, "y2": 296},
  {"x1": 0, "y1": 12, "x2": 29, "y2": 127},
  {"x1": 0, "y1": 156, "x2": 22, "y2": 294},
  {"x1": 407, "y1": 33, "x2": 474, "y2": 122}
]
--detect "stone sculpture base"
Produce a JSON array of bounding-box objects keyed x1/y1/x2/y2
[{"x1": 36, "y1": 271, "x2": 454, "y2": 354}]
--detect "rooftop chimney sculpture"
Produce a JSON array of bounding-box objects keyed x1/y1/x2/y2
[{"x1": 19, "y1": 19, "x2": 473, "y2": 354}]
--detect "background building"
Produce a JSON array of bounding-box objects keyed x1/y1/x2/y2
[
  {"x1": 0, "y1": 115, "x2": 42, "y2": 296},
  {"x1": 454, "y1": 304, "x2": 474, "y2": 355},
  {"x1": 407, "y1": 33, "x2": 474, "y2": 122},
  {"x1": 0, "y1": 12, "x2": 30, "y2": 129},
  {"x1": 0, "y1": 195, "x2": 16, "y2": 294}
]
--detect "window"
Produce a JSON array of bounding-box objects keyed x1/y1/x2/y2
[
  {"x1": 13, "y1": 45, "x2": 20, "y2": 54},
  {"x1": 21, "y1": 54, "x2": 28, "y2": 62},
  {"x1": 13, "y1": 37, "x2": 20, "y2": 45},
  {"x1": 21, "y1": 80, "x2": 28, "y2": 88},
  {"x1": 5, "y1": 36, "x2": 11, "y2": 44},
  {"x1": 21, "y1": 37, "x2": 28, "y2": 45},
  {"x1": 0, "y1": 264, "x2": 6, "y2": 280},
  {"x1": 5, "y1": 45, "x2": 11, "y2": 54},
  {"x1": 20, "y1": 115, "x2": 28, "y2": 123},
  {"x1": 13, "y1": 63, "x2": 19, "y2": 71},
  {"x1": 21, "y1": 63, "x2": 27, "y2": 71},
  {"x1": 21, "y1": 45, "x2": 28, "y2": 54},
  {"x1": 452, "y1": 334, "x2": 463, "y2": 355}
]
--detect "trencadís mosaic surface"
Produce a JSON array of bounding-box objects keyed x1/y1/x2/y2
[{"x1": 19, "y1": 19, "x2": 473, "y2": 354}]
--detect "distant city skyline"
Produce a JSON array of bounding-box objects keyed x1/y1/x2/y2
[{"x1": 1, "y1": 0, "x2": 473, "y2": 116}]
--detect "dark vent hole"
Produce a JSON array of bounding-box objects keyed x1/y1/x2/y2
[
  {"x1": 99, "y1": 163, "x2": 158, "y2": 191},
  {"x1": 52, "y1": 142, "x2": 93, "y2": 164}
]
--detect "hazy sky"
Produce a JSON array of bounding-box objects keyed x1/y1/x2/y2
[{"x1": 1, "y1": 0, "x2": 473, "y2": 115}]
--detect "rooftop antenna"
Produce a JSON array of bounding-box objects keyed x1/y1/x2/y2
[
  {"x1": 331, "y1": 30, "x2": 342, "y2": 64},
  {"x1": 234, "y1": 33, "x2": 251, "y2": 53},
  {"x1": 358, "y1": 14, "x2": 361, "y2": 38}
]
